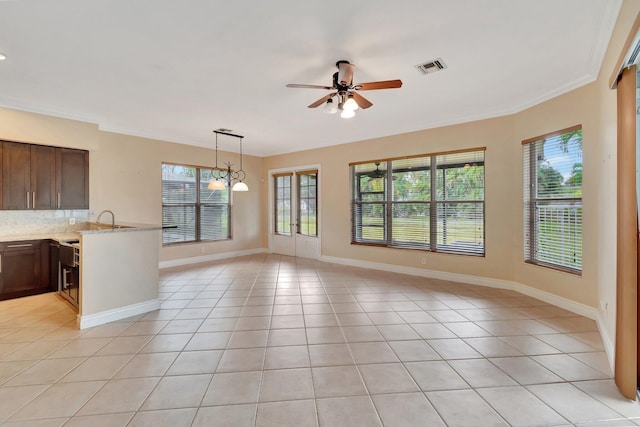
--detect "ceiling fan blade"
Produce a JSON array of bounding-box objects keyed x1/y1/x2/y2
[
  {"x1": 337, "y1": 62, "x2": 355, "y2": 86},
  {"x1": 351, "y1": 91, "x2": 373, "y2": 109},
  {"x1": 308, "y1": 93, "x2": 333, "y2": 108},
  {"x1": 355, "y1": 79, "x2": 403, "y2": 90},
  {"x1": 286, "y1": 83, "x2": 334, "y2": 90}
]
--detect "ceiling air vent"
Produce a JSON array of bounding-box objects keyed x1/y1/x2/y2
[{"x1": 415, "y1": 58, "x2": 447, "y2": 75}]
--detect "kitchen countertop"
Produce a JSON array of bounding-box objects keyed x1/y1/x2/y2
[
  {"x1": 78, "y1": 222, "x2": 162, "y2": 235},
  {"x1": 0, "y1": 232, "x2": 80, "y2": 244},
  {"x1": 0, "y1": 222, "x2": 161, "y2": 243}
]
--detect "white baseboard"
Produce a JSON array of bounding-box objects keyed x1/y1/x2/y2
[
  {"x1": 77, "y1": 299, "x2": 161, "y2": 329},
  {"x1": 595, "y1": 309, "x2": 615, "y2": 372},
  {"x1": 159, "y1": 248, "x2": 268, "y2": 269},
  {"x1": 319, "y1": 255, "x2": 597, "y2": 319},
  {"x1": 319, "y1": 255, "x2": 516, "y2": 290},
  {"x1": 511, "y1": 282, "x2": 597, "y2": 320},
  {"x1": 319, "y1": 255, "x2": 612, "y2": 370},
  {"x1": 159, "y1": 252, "x2": 613, "y2": 371}
]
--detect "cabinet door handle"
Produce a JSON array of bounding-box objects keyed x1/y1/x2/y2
[
  {"x1": 26, "y1": 192, "x2": 30, "y2": 209},
  {"x1": 0, "y1": 254, "x2": 2, "y2": 273},
  {"x1": 6, "y1": 243, "x2": 33, "y2": 248},
  {"x1": 63, "y1": 269, "x2": 70, "y2": 289},
  {"x1": 57, "y1": 193, "x2": 61, "y2": 209},
  {"x1": 32, "y1": 192, "x2": 35, "y2": 209}
]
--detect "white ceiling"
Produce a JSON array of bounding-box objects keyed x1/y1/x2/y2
[{"x1": 0, "y1": 0, "x2": 622, "y2": 156}]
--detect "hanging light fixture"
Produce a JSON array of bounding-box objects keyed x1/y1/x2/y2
[{"x1": 208, "y1": 130, "x2": 249, "y2": 192}]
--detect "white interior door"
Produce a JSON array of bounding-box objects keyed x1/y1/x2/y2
[{"x1": 270, "y1": 167, "x2": 320, "y2": 259}]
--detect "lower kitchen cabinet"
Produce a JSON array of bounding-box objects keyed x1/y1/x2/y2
[{"x1": 0, "y1": 240, "x2": 51, "y2": 301}]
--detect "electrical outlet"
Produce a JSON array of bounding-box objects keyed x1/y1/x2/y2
[
  {"x1": 200, "y1": 247, "x2": 205, "y2": 254},
  {"x1": 69, "y1": 217, "x2": 76, "y2": 225},
  {"x1": 600, "y1": 300, "x2": 608, "y2": 313},
  {"x1": 421, "y1": 257, "x2": 426, "y2": 265}
]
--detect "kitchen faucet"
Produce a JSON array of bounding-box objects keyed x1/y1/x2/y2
[{"x1": 96, "y1": 210, "x2": 115, "y2": 228}]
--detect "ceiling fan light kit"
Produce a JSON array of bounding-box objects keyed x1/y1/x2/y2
[
  {"x1": 340, "y1": 108, "x2": 356, "y2": 119},
  {"x1": 343, "y1": 94, "x2": 359, "y2": 111},
  {"x1": 323, "y1": 98, "x2": 338, "y2": 114},
  {"x1": 286, "y1": 60, "x2": 402, "y2": 119}
]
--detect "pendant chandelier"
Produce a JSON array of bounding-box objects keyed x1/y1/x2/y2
[{"x1": 208, "y1": 130, "x2": 249, "y2": 192}]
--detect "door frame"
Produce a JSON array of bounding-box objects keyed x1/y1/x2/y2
[{"x1": 268, "y1": 163, "x2": 321, "y2": 258}]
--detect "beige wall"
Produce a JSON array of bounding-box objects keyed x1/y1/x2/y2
[
  {"x1": 263, "y1": 116, "x2": 518, "y2": 282},
  {"x1": 512, "y1": 84, "x2": 599, "y2": 307},
  {"x1": 262, "y1": 2, "x2": 639, "y2": 339},
  {"x1": 0, "y1": 108, "x2": 265, "y2": 262},
  {"x1": 597, "y1": 0, "x2": 640, "y2": 352},
  {"x1": 81, "y1": 229, "x2": 160, "y2": 317},
  {"x1": 1, "y1": 0, "x2": 639, "y2": 351}
]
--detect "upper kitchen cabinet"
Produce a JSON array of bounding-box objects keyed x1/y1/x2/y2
[
  {"x1": 56, "y1": 148, "x2": 89, "y2": 209},
  {"x1": 0, "y1": 141, "x2": 88, "y2": 210},
  {"x1": 2, "y1": 141, "x2": 56, "y2": 209},
  {"x1": 33, "y1": 145, "x2": 57, "y2": 209},
  {"x1": 1, "y1": 141, "x2": 30, "y2": 209}
]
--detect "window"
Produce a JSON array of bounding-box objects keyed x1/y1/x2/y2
[
  {"x1": 523, "y1": 125, "x2": 582, "y2": 274},
  {"x1": 297, "y1": 170, "x2": 318, "y2": 236},
  {"x1": 274, "y1": 173, "x2": 292, "y2": 235},
  {"x1": 162, "y1": 163, "x2": 231, "y2": 244},
  {"x1": 351, "y1": 148, "x2": 485, "y2": 256}
]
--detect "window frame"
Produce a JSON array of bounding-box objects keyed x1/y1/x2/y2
[
  {"x1": 273, "y1": 173, "x2": 292, "y2": 236},
  {"x1": 161, "y1": 162, "x2": 232, "y2": 245},
  {"x1": 350, "y1": 147, "x2": 486, "y2": 256},
  {"x1": 522, "y1": 125, "x2": 583, "y2": 275}
]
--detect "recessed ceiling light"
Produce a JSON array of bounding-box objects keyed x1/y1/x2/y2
[{"x1": 0, "y1": 53, "x2": 6, "y2": 61}]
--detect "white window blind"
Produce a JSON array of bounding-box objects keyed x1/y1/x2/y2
[
  {"x1": 199, "y1": 168, "x2": 231, "y2": 241},
  {"x1": 351, "y1": 148, "x2": 485, "y2": 256},
  {"x1": 162, "y1": 164, "x2": 231, "y2": 244},
  {"x1": 523, "y1": 126, "x2": 582, "y2": 274}
]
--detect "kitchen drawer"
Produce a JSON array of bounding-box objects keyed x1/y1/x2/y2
[{"x1": 0, "y1": 239, "x2": 50, "y2": 301}]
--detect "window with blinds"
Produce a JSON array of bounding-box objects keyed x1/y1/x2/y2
[
  {"x1": 162, "y1": 163, "x2": 231, "y2": 244},
  {"x1": 351, "y1": 148, "x2": 485, "y2": 256},
  {"x1": 523, "y1": 125, "x2": 582, "y2": 274}
]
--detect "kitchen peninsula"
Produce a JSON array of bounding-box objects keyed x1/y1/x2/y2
[
  {"x1": 0, "y1": 221, "x2": 162, "y2": 329},
  {"x1": 77, "y1": 222, "x2": 162, "y2": 329}
]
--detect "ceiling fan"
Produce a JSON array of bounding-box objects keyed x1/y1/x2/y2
[
  {"x1": 286, "y1": 60, "x2": 402, "y2": 119},
  {"x1": 365, "y1": 162, "x2": 386, "y2": 179}
]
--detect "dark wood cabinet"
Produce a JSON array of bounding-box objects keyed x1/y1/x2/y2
[
  {"x1": 40, "y1": 240, "x2": 52, "y2": 289},
  {"x1": 0, "y1": 240, "x2": 51, "y2": 301},
  {"x1": 32, "y1": 145, "x2": 57, "y2": 210},
  {"x1": 0, "y1": 141, "x2": 88, "y2": 210},
  {"x1": 2, "y1": 141, "x2": 31, "y2": 210},
  {"x1": 49, "y1": 241, "x2": 60, "y2": 292},
  {"x1": 56, "y1": 148, "x2": 89, "y2": 209}
]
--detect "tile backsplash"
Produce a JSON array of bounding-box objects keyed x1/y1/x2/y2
[{"x1": 0, "y1": 210, "x2": 90, "y2": 236}]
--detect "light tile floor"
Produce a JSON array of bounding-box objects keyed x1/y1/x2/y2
[{"x1": 0, "y1": 254, "x2": 639, "y2": 426}]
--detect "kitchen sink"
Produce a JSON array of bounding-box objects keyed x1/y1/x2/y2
[{"x1": 83, "y1": 222, "x2": 134, "y2": 231}]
